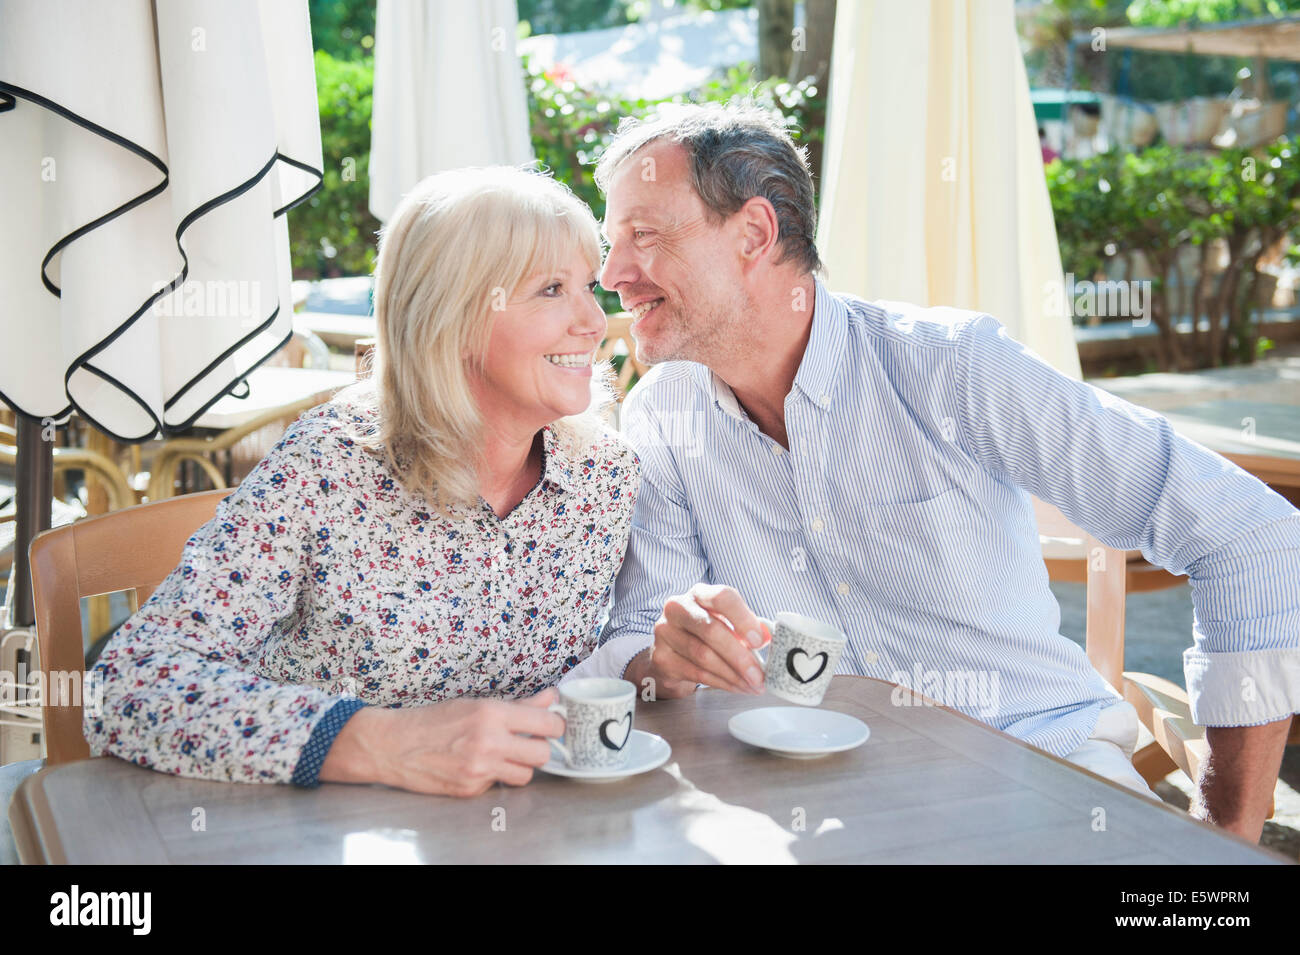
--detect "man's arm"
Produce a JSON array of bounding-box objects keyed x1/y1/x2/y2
[
  {"x1": 1197, "y1": 718, "x2": 1293, "y2": 841},
  {"x1": 953, "y1": 313, "x2": 1300, "y2": 839},
  {"x1": 561, "y1": 389, "x2": 713, "y2": 693}
]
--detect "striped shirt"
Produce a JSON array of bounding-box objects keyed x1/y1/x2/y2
[{"x1": 570, "y1": 279, "x2": 1300, "y2": 756}]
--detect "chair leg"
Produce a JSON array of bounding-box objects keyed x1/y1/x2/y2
[{"x1": 1133, "y1": 739, "x2": 1179, "y2": 786}]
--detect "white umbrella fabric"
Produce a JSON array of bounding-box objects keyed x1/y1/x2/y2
[
  {"x1": 369, "y1": 0, "x2": 532, "y2": 223},
  {"x1": 816, "y1": 0, "x2": 1082, "y2": 378},
  {"x1": 0, "y1": 0, "x2": 322, "y2": 630},
  {"x1": 0, "y1": 0, "x2": 324, "y2": 441}
]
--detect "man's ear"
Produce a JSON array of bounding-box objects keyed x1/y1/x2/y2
[{"x1": 737, "y1": 196, "x2": 780, "y2": 263}]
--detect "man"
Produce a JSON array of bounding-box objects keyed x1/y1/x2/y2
[{"x1": 570, "y1": 101, "x2": 1300, "y2": 843}]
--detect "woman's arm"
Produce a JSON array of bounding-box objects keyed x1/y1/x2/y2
[{"x1": 84, "y1": 415, "x2": 347, "y2": 784}]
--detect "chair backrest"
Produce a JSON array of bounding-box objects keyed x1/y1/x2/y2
[
  {"x1": 1031, "y1": 496, "x2": 1128, "y2": 691},
  {"x1": 27, "y1": 489, "x2": 229, "y2": 765}
]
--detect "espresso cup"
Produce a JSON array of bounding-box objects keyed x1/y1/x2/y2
[
  {"x1": 755, "y1": 612, "x2": 846, "y2": 706},
  {"x1": 547, "y1": 678, "x2": 636, "y2": 770}
]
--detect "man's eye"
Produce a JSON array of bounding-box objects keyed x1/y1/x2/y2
[{"x1": 633, "y1": 230, "x2": 650, "y2": 240}]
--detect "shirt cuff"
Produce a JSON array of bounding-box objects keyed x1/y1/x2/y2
[
  {"x1": 1183, "y1": 646, "x2": 1300, "y2": 726},
  {"x1": 291, "y1": 697, "x2": 369, "y2": 788},
  {"x1": 561, "y1": 633, "x2": 653, "y2": 684}
]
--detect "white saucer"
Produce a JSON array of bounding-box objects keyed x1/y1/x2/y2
[
  {"x1": 728, "y1": 706, "x2": 870, "y2": 759},
  {"x1": 538, "y1": 730, "x2": 672, "y2": 782}
]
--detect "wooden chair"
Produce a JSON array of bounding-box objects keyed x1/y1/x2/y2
[
  {"x1": 25, "y1": 489, "x2": 228, "y2": 765},
  {"x1": 0, "y1": 422, "x2": 135, "y2": 514},
  {"x1": 1038, "y1": 503, "x2": 1185, "y2": 594},
  {"x1": 1033, "y1": 495, "x2": 1300, "y2": 795},
  {"x1": 144, "y1": 393, "x2": 329, "y2": 501}
]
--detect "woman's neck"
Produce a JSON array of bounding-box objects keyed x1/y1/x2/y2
[{"x1": 477, "y1": 419, "x2": 545, "y2": 519}]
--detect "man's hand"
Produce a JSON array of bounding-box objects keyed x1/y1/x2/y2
[
  {"x1": 319, "y1": 688, "x2": 564, "y2": 796},
  {"x1": 626, "y1": 583, "x2": 771, "y2": 699},
  {"x1": 1193, "y1": 716, "x2": 1293, "y2": 842}
]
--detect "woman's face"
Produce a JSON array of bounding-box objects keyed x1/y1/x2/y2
[{"x1": 470, "y1": 246, "x2": 607, "y2": 433}]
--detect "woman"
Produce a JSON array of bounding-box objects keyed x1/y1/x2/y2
[{"x1": 85, "y1": 167, "x2": 641, "y2": 797}]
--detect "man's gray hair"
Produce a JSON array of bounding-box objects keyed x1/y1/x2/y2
[{"x1": 594, "y1": 100, "x2": 823, "y2": 275}]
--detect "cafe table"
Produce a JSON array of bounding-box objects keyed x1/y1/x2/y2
[
  {"x1": 9, "y1": 677, "x2": 1290, "y2": 864},
  {"x1": 191, "y1": 366, "x2": 357, "y2": 431}
]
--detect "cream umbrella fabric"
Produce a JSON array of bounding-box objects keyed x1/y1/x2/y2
[
  {"x1": 369, "y1": 0, "x2": 533, "y2": 223},
  {"x1": 0, "y1": 0, "x2": 323, "y2": 441},
  {"x1": 816, "y1": 0, "x2": 1081, "y2": 378}
]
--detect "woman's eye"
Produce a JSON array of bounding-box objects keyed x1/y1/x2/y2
[
  {"x1": 542, "y1": 282, "x2": 562, "y2": 296},
  {"x1": 586, "y1": 280, "x2": 599, "y2": 294}
]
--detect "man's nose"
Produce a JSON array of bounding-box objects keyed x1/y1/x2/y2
[{"x1": 599, "y1": 241, "x2": 636, "y2": 293}]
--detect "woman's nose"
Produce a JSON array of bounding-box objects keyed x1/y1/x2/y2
[{"x1": 578, "y1": 288, "x2": 607, "y2": 339}]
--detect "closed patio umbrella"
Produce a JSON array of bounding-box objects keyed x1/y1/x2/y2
[
  {"x1": 0, "y1": 0, "x2": 322, "y2": 624},
  {"x1": 368, "y1": 0, "x2": 533, "y2": 223},
  {"x1": 816, "y1": 0, "x2": 1082, "y2": 378}
]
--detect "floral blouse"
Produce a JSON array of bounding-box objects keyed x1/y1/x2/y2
[{"x1": 84, "y1": 393, "x2": 641, "y2": 786}]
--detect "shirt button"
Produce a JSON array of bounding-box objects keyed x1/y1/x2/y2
[
  {"x1": 770, "y1": 443, "x2": 783, "y2": 455},
  {"x1": 820, "y1": 394, "x2": 831, "y2": 407},
  {"x1": 863, "y1": 650, "x2": 879, "y2": 665},
  {"x1": 837, "y1": 581, "x2": 850, "y2": 595},
  {"x1": 811, "y1": 518, "x2": 825, "y2": 533}
]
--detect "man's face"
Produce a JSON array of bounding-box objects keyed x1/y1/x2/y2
[{"x1": 600, "y1": 140, "x2": 749, "y2": 366}]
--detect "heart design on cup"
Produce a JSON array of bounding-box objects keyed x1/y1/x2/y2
[
  {"x1": 599, "y1": 713, "x2": 632, "y2": 751},
  {"x1": 786, "y1": 648, "x2": 828, "y2": 684}
]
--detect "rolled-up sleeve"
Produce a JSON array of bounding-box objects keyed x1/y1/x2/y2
[
  {"x1": 955, "y1": 313, "x2": 1300, "y2": 727},
  {"x1": 84, "y1": 421, "x2": 365, "y2": 784}
]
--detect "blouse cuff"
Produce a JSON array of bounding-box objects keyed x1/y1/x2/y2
[
  {"x1": 1183, "y1": 646, "x2": 1300, "y2": 727},
  {"x1": 290, "y1": 697, "x2": 369, "y2": 788}
]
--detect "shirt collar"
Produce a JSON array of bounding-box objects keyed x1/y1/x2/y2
[
  {"x1": 792, "y1": 278, "x2": 849, "y2": 413},
  {"x1": 540, "y1": 422, "x2": 582, "y2": 494},
  {"x1": 705, "y1": 277, "x2": 848, "y2": 419}
]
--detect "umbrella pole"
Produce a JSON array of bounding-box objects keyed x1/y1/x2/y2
[{"x1": 11, "y1": 415, "x2": 52, "y2": 630}]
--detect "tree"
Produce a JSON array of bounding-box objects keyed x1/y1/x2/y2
[
  {"x1": 308, "y1": 0, "x2": 375, "y2": 59},
  {"x1": 1126, "y1": 0, "x2": 1300, "y2": 27}
]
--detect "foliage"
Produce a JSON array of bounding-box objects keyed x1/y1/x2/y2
[
  {"x1": 514, "y1": 0, "x2": 755, "y2": 38},
  {"x1": 308, "y1": 0, "x2": 375, "y2": 59},
  {"x1": 290, "y1": 50, "x2": 381, "y2": 279},
  {"x1": 517, "y1": 0, "x2": 630, "y2": 36},
  {"x1": 290, "y1": 47, "x2": 825, "y2": 290},
  {"x1": 1126, "y1": 0, "x2": 1300, "y2": 26},
  {"x1": 1047, "y1": 136, "x2": 1300, "y2": 369}
]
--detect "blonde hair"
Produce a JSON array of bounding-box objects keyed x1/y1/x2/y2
[{"x1": 336, "y1": 166, "x2": 612, "y2": 514}]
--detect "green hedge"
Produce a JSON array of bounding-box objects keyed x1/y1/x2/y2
[{"x1": 1047, "y1": 138, "x2": 1300, "y2": 369}]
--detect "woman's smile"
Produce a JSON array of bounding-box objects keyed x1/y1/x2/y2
[{"x1": 543, "y1": 350, "x2": 595, "y2": 374}]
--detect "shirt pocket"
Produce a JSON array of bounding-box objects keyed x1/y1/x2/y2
[{"x1": 860, "y1": 488, "x2": 980, "y2": 607}]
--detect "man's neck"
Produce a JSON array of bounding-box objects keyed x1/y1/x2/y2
[{"x1": 715, "y1": 275, "x2": 816, "y2": 449}]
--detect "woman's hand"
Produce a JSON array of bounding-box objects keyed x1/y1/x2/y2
[
  {"x1": 320, "y1": 688, "x2": 565, "y2": 797},
  {"x1": 624, "y1": 584, "x2": 771, "y2": 699}
]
